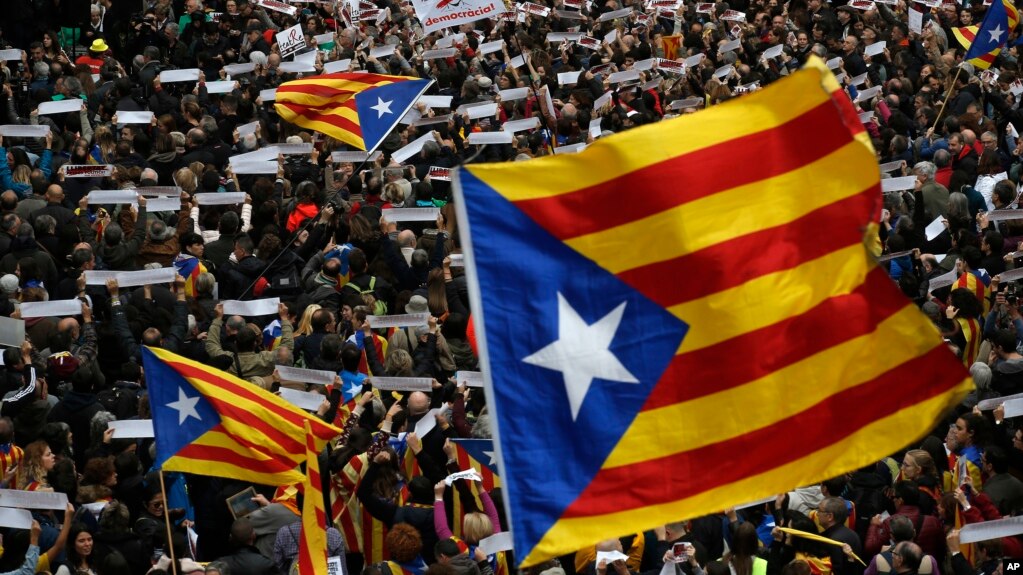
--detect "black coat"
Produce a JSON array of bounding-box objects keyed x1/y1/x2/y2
[{"x1": 217, "y1": 546, "x2": 280, "y2": 575}]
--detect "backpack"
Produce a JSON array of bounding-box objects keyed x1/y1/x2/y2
[
  {"x1": 97, "y1": 383, "x2": 140, "y2": 420},
  {"x1": 343, "y1": 276, "x2": 387, "y2": 315}
]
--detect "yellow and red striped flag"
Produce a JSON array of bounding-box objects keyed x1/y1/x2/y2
[
  {"x1": 274, "y1": 73, "x2": 433, "y2": 151},
  {"x1": 952, "y1": 0, "x2": 1019, "y2": 70},
  {"x1": 142, "y1": 347, "x2": 342, "y2": 485},
  {"x1": 298, "y1": 419, "x2": 328, "y2": 575},
  {"x1": 452, "y1": 57, "x2": 973, "y2": 566},
  {"x1": 661, "y1": 35, "x2": 683, "y2": 60}
]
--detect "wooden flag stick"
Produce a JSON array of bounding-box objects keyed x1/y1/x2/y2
[{"x1": 158, "y1": 470, "x2": 179, "y2": 575}]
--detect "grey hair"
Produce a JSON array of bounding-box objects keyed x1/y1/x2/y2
[
  {"x1": 239, "y1": 133, "x2": 258, "y2": 152},
  {"x1": 16, "y1": 222, "x2": 33, "y2": 239},
  {"x1": 971, "y1": 362, "x2": 992, "y2": 391},
  {"x1": 196, "y1": 272, "x2": 215, "y2": 295},
  {"x1": 275, "y1": 346, "x2": 293, "y2": 366},
  {"x1": 948, "y1": 192, "x2": 969, "y2": 220},
  {"x1": 249, "y1": 51, "x2": 268, "y2": 67},
  {"x1": 90, "y1": 411, "x2": 117, "y2": 446},
  {"x1": 166, "y1": 22, "x2": 179, "y2": 34},
  {"x1": 33, "y1": 214, "x2": 56, "y2": 236},
  {"x1": 33, "y1": 61, "x2": 49, "y2": 78},
  {"x1": 188, "y1": 314, "x2": 197, "y2": 333},
  {"x1": 913, "y1": 161, "x2": 937, "y2": 180}
]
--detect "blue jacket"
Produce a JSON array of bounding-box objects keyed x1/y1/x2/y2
[{"x1": 0, "y1": 147, "x2": 52, "y2": 199}]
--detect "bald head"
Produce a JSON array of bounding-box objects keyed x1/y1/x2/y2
[
  {"x1": 408, "y1": 391, "x2": 430, "y2": 416},
  {"x1": 45, "y1": 185, "x2": 64, "y2": 204},
  {"x1": 962, "y1": 129, "x2": 977, "y2": 145},
  {"x1": 57, "y1": 317, "x2": 80, "y2": 338},
  {"x1": 397, "y1": 230, "x2": 417, "y2": 249},
  {"x1": 0, "y1": 191, "x2": 18, "y2": 212},
  {"x1": 596, "y1": 539, "x2": 623, "y2": 553}
]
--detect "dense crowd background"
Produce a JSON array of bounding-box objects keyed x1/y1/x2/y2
[{"x1": 2, "y1": 0, "x2": 1023, "y2": 574}]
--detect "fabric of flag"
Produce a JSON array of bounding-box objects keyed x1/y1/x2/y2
[
  {"x1": 275, "y1": 73, "x2": 434, "y2": 151},
  {"x1": 954, "y1": 269, "x2": 992, "y2": 315},
  {"x1": 952, "y1": 444, "x2": 985, "y2": 563},
  {"x1": 142, "y1": 347, "x2": 342, "y2": 485},
  {"x1": 450, "y1": 439, "x2": 501, "y2": 540},
  {"x1": 333, "y1": 453, "x2": 389, "y2": 563},
  {"x1": 952, "y1": 0, "x2": 1019, "y2": 69},
  {"x1": 661, "y1": 35, "x2": 682, "y2": 60},
  {"x1": 0, "y1": 444, "x2": 24, "y2": 492},
  {"x1": 298, "y1": 420, "x2": 328, "y2": 575},
  {"x1": 956, "y1": 316, "x2": 982, "y2": 367},
  {"x1": 173, "y1": 254, "x2": 207, "y2": 298},
  {"x1": 451, "y1": 57, "x2": 974, "y2": 566},
  {"x1": 263, "y1": 320, "x2": 283, "y2": 351}
]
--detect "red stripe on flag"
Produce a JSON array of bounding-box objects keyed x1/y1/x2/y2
[
  {"x1": 617, "y1": 191, "x2": 875, "y2": 307},
  {"x1": 563, "y1": 344, "x2": 957, "y2": 517},
  {"x1": 276, "y1": 101, "x2": 364, "y2": 136},
  {"x1": 512, "y1": 100, "x2": 852, "y2": 240},
  {"x1": 642, "y1": 267, "x2": 910, "y2": 411},
  {"x1": 276, "y1": 83, "x2": 363, "y2": 99},
  {"x1": 174, "y1": 442, "x2": 299, "y2": 474}
]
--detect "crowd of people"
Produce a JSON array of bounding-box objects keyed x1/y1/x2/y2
[{"x1": 0, "y1": 0, "x2": 1022, "y2": 574}]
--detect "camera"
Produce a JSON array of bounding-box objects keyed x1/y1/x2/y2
[{"x1": 1007, "y1": 283, "x2": 1018, "y2": 305}]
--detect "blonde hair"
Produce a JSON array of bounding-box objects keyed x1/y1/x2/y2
[
  {"x1": 19, "y1": 440, "x2": 50, "y2": 490},
  {"x1": 382, "y1": 181, "x2": 405, "y2": 204},
  {"x1": 906, "y1": 449, "x2": 938, "y2": 479},
  {"x1": 11, "y1": 165, "x2": 29, "y2": 185},
  {"x1": 462, "y1": 512, "x2": 494, "y2": 544},
  {"x1": 295, "y1": 304, "x2": 322, "y2": 337},
  {"x1": 384, "y1": 348, "x2": 413, "y2": 376},
  {"x1": 174, "y1": 167, "x2": 197, "y2": 193}
]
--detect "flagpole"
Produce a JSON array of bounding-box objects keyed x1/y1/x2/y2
[
  {"x1": 158, "y1": 470, "x2": 180, "y2": 575},
  {"x1": 933, "y1": 64, "x2": 964, "y2": 130}
]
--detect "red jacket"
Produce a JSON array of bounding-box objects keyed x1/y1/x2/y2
[
  {"x1": 864, "y1": 505, "x2": 944, "y2": 559},
  {"x1": 935, "y1": 166, "x2": 953, "y2": 188},
  {"x1": 963, "y1": 491, "x2": 1023, "y2": 557}
]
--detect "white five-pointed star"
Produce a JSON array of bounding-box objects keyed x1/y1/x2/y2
[
  {"x1": 989, "y1": 24, "x2": 1005, "y2": 43},
  {"x1": 482, "y1": 450, "x2": 497, "y2": 465},
  {"x1": 522, "y1": 293, "x2": 638, "y2": 421},
  {"x1": 167, "y1": 388, "x2": 202, "y2": 425},
  {"x1": 370, "y1": 97, "x2": 393, "y2": 118}
]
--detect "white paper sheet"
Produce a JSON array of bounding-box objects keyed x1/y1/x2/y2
[
  {"x1": 39, "y1": 99, "x2": 83, "y2": 115},
  {"x1": 382, "y1": 207, "x2": 440, "y2": 222},
  {"x1": 597, "y1": 551, "x2": 632, "y2": 564},
  {"x1": 444, "y1": 469, "x2": 483, "y2": 485},
  {"x1": 279, "y1": 388, "x2": 326, "y2": 411},
  {"x1": 88, "y1": 190, "x2": 138, "y2": 204},
  {"x1": 231, "y1": 161, "x2": 278, "y2": 174},
  {"x1": 864, "y1": 41, "x2": 887, "y2": 57},
  {"x1": 331, "y1": 151, "x2": 381, "y2": 162},
  {"x1": 456, "y1": 371, "x2": 484, "y2": 388},
  {"x1": 467, "y1": 103, "x2": 499, "y2": 120},
  {"x1": 275, "y1": 365, "x2": 336, "y2": 385},
  {"x1": 719, "y1": 39, "x2": 741, "y2": 53},
  {"x1": 392, "y1": 132, "x2": 435, "y2": 164},
  {"x1": 110, "y1": 419, "x2": 155, "y2": 439},
  {"x1": 276, "y1": 143, "x2": 314, "y2": 155},
  {"x1": 881, "y1": 176, "x2": 917, "y2": 192},
  {"x1": 503, "y1": 117, "x2": 541, "y2": 133},
  {"x1": 466, "y1": 131, "x2": 514, "y2": 145},
  {"x1": 979, "y1": 392, "x2": 1023, "y2": 410},
  {"x1": 826, "y1": 57, "x2": 842, "y2": 70},
  {"x1": 414, "y1": 407, "x2": 442, "y2": 437},
  {"x1": 196, "y1": 192, "x2": 247, "y2": 205},
  {"x1": 1003, "y1": 397, "x2": 1023, "y2": 418},
  {"x1": 0, "y1": 489, "x2": 68, "y2": 510},
  {"x1": 855, "y1": 85, "x2": 882, "y2": 102},
  {"x1": 323, "y1": 59, "x2": 352, "y2": 73},
  {"x1": 448, "y1": 253, "x2": 464, "y2": 267},
  {"x1": 985, "y1": 210, "x2": 1023, "y2": 221},
  {"x1": 558, "y1": 71, "x2": 582, "y2": 85},
  {"x1": 554, "y1": 142, "x2": 587, "y2": 154},
  {"x1": 761, "y1": 44, "x2": 784, "y2": 60},
  {"x1": 925, "y1": 216, "x2": 946, "y2": 241},
  {"x1": 498, "y1": 87, "x2": 529, "y2": 101},
  {"x1": 0, "y1": 508, "x2": 33, "y2": 529},
  {"x1": 0, "y1": 316, "x2": 25, "y2": 348},
  {"x1": 278, "y1": 61, "x2": 316, "y2": 74},
  {"x1": 599, "y1": 6, "x2": 633, "y2": 20},
  {"x1": 878, "y1": 161, "x2": 904, "y2": 173},
  {"x1": 236, "y1": 121, "x2": 260, "y2": 137},
  {"x1": 0, "y1": 50, "x2": 22, "y2": 61},
  {"x1": 960, "y1": 516, "x2": 1023, "y2": 544},
  {"x1": 159, "y1": 69, "x2": 201, "y2": 83},
  {"x1": 713, "y1": 65, "x2": 735, "y2": 80},
  {"x1": 20, "y1": 299, "x2": 82, "y2": 318},
  {"x1": 371, "y1": 377, "x2": 433, "y2": 391},
  {"x1": 205, "y1": 81, "x2": 235, "y2": 94},
  {"x1": 909, "y1": 8, "x2": 924, "y2": 33},
  {"x1": 0, "y1": 125, "x2": 49, "y2": 138},
  {"x1": 83, "y1": 267, "x2": 177, "y2": 288},
  {"x1": 117, "y1": 111, "x2": 155, "y2": 124},
  {"x1": 366, "y1": 313, "x2": 429, "y2": 328},
  {"x1": 143, "y1": 197, "x2": 182, "y2": 212},
  {"x1": 418, "y1": 95, "x2": 453, "y2": 108},
  {"x1": 479, "y1": 40, "x2": 505, "y2": 55},
  {"x1": 609, "y1": 69, "x2": 641, "y2": 83},
  {"x1": 259, "y1": 88, "x2": 277, "y2": 102},
  {"x1": 422, "y1": 48, "x2": 457, "y2": 59},
  {"x1": 479, "y1": 532, "x2": 514, "y2": 555},
  {"x1": 224, "y1": 63, "x2": 256, "y2": 76},
  {"x1": 927, "y1": 268, "x2": 958, "y2": 291},
  {"x1": 222, "y1": 297, "x2": 280, "y2": 316}
]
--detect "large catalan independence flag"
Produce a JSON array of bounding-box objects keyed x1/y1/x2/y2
[
  {"x1": 952, "y1": 0, "x2": 1019, "y2": 70},
  {"x1": 452, "y1": 58, "x2": 974, "y2": 566},
  {"x1": 275, "y1": 73, "x2": 433, "y2": 151},
  {"x1": 142, "y1": 347, "x2": 342, "y2": 485}
]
